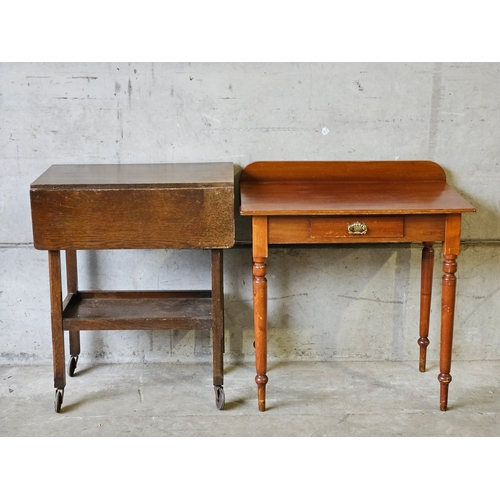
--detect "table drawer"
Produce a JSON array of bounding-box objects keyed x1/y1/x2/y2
[{"x1": 310, "y1": 216, "x2": 404, "y2": 238}]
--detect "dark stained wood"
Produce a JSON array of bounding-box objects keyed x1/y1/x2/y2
[
  {"x1": 31, "y1": 162, "x2": 234, "y2": 188},
  {"x1": 65, "y1": 250, "x2": 80, "y2": 359},
  {"x1": 76, "y1": 290, "x2": 212, "y2": 299},
  {"x1": 31, "y1": 163, "x2": 235, "y2": 411},
  {"x1": 62, "y1": 291, "x2": 213, "y2": 331},
  {"x1": 65, "y1": 250, "x2": 78, "y2": 294},
  {"x1": 49, "y1": 250, "x2": 65, "y2": 390},
  {"x1": 239, "y1": 160, "x2": 476, "y2": 412},
  {"x1": 31, "y1": 188, "x2": 234, "y2": 250},
  {"x1": 30, "y1": 162, "x2": 234, "y2": 250},
  {"x1": 211, "y1": 249, "x2": 224, "y2": 387}
]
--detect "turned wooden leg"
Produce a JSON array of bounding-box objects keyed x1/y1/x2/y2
[
  {"x1": 439, "y1": 213, "x2": 462, "y2": 411},
  {"x1": 252, "y1": 216, "x2": 269, "y2": 412},
  {"x1": 49, "y1": 250, "x2": 65, "y2": 391},
  {"x1": 253, "y1": 256, "x2": 268, "y2": 411},
  {"x1": 439, "y1": 254, "x2": 457, "y2": 411},
  {"x1": 418, "y1": 242, "x2": 434, "y2": 372}
]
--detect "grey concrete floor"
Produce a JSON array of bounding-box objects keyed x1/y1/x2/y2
[{"x1": 1, "y1": 359, "x2": 500, "y2": 437}]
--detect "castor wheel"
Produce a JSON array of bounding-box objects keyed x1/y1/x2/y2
[
  {"x1": 68, "y1": 356, "x2": 78, "y2": 377},
  {"x1": 214, "y1": 386, "x2": 225, "y2": 410},
  {"x1": 54, "y1": 388, "x2": 64, "y2": 413}
]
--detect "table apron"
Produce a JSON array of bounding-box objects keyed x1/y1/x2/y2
[{"x1": 267, "y1": 214, "x2": 446, "y2": 244}]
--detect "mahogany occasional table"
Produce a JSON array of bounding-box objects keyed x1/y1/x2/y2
[
  {"x1": 239, "y1": 161, "x2": 475, "y2": 412},
  {"x1": 30, "y1": 163, "x2": 234, "y2": 413}
]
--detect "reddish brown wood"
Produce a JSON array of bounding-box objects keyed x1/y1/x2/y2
[
  {"x1": 310, "y1": 216, "x2": 404, "y2": 238},
  {"x1": 239, "y1": 160, "x2": 447, "y2": 183},
  {"x1": 240, "y1": 161, "x2": 474, "y2": 216},
  {"x1": 439, "y1": 214, "x2": 462, "y2": 411},
  {"x1": 418, "y1": 242, "x2": 434, "y2": 372},
  {"x1": 239, "y1": 160, "x2": 475, "y2": 412},
  {"x1": 268, "y1": 215, "x2": 446, "y2": 244},
  {"x1": 252, "y1": 216, "x2": 269, "y2": 412}
]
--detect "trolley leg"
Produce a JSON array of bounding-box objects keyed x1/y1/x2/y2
[
  {"x1": 66, "y1": 250, "x2": 80, "y2": 376},
  {"x1": 211, "y1": 249, "x2": 225, "y2": 410},
  {"x1": 49, "y1": 250, "x2": 65, "y2": 412}
]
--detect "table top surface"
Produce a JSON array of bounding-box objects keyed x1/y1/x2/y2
[
  {"x1": 31, "y1": 162, "x2": 234, "y2": 189},
  {"x1": 239, "y1": 161, "x2": 475, "y2": 216}
]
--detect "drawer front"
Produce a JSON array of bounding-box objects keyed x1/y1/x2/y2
[
  {"x1": 310, "y1": 216, "x2": 404, "y2": 239},
  {"x1": 268, "y1": 215, "x2": 445, "y2": 244}
]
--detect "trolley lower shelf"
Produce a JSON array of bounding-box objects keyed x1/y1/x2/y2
[
  {"x1": 57, "y1": 288, "x2": 225, "y2": 412},
  {"x1": 62, "y1": 290, "x2": 214, "y2": 331}
]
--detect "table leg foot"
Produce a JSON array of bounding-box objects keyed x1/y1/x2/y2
[
  {"x1": 256, "y1": 375, "x2": 268, "y2": 412},
  {"x1": 418, "y1": 337, "x2": 430, "y2": 373},
  {"x1": 438, "y1": 373, "x2": 452, "y2": 411}
]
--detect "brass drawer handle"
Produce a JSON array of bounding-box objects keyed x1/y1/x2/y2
[{"x1": 347, "y1": 221, "x2": 368, "y2": 235}]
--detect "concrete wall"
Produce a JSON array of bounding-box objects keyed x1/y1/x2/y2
[{"x1": 1, "y1": 62, "x2": 499, "y2": 365}]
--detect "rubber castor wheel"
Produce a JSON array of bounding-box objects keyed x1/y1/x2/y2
[
  {"x1": 214, "y1": 386, "x2": 225, "y2": 410},
  {"x1": 54, "y1": 389, "x2": 64, "y2": 413},
  {"x1": 68, "y1": 356, "x2": 78, "y2": 377}
]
